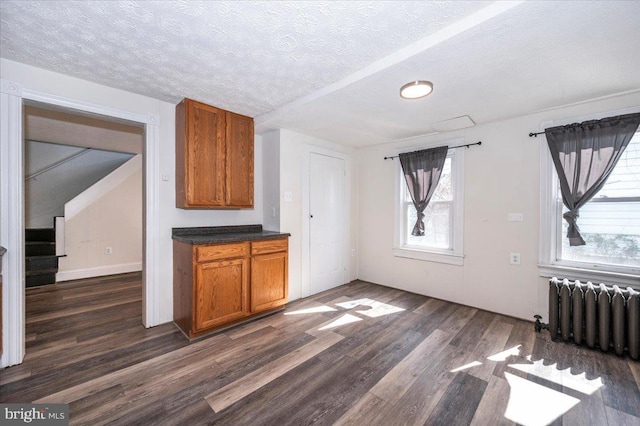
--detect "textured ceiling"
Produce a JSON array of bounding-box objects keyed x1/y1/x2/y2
[
  {"x1": 0, "y1": 0, "x2": 490, "y2": 117},
  {"x1": 2, "y1": 1, "x2": 640, "y2": 147},
  {"x1": 24, "y1": 105, "x2": 144, "y2": 154},
  {"x1": 259, "y1": 1, "x2": 640, "y2": 146}
]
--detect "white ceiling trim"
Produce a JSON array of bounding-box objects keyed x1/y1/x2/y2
[
  {"x1": 255, "y1": 0, "x2": 525, "y2": 129},
  {"x1": 523, "y1": 88, "x2": 640, "y2": 122},
  {"x1": 386, "y1": 88, "x2": 640, "y2": 146}
]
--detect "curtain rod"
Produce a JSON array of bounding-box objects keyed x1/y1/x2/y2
[
  {"x1": 531, "y1": 111, "x2": 640, "y2": 138},
  {"x1": 383, "y1": 141, "x2": 481, "y2": 160}
]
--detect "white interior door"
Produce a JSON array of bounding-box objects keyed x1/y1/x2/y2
[{"x1": 309, "y1": 153, "x2": 346, "y2": 295}]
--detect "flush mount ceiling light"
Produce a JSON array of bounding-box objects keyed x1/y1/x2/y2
[{"x1": 400, "y1": 80, "x2": 433, "y2": 99}]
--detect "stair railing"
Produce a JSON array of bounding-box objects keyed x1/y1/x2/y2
[{"x1": 25, "y1": 148, "x2": 92, "y2": 181}]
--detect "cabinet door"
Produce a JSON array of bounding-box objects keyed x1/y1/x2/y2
[
  {"x1": 184, "y1": 100, "x2": 226, "y2": 207},
  {"x1": 195, "y1": 258, "x2": 248, "y2": 331},
  {"x1": 251, "y1": 251, "x2": 288, "y2": 313},
  {"x1": 225, "y1": 111, "x2": 254, "y2": 207}
]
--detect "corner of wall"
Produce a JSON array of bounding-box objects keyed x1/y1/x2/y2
[
  {"x1": 261, "y1": 131, "x2": 281, "y2": 232},
  {"x1": 58, "y1": 162, "x2": 143, "y2": 281}
]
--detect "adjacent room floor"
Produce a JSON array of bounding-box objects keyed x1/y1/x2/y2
[{"x1": 1, "y1": 273, "x2": 639, "y2": 425}]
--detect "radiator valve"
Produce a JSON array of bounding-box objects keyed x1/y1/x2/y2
[{"x1": 534, "y1": 315, "x2": 549, "y2": 333}]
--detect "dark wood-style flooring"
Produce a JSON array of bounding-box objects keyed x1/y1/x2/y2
[{"x1": 1, "y1": 273, "x2": 639, "y2": 425}]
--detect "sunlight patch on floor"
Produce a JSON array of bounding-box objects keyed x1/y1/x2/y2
[
  {"x1": 285, "y1": 305, "x2": 338, "y2": 315},
  {"x1": 318, "y1": 313, "x2": 362, "y2": 330},
  {"x1": 504, "y1": 372, "x2": 580, "y2": 426},
  {"x1": 449, "y1": 344, "x2": 521, "y2": 373},
  {"x1": 335, "y1": 298, "x2": 405, "y2": 318},
  {"x1": 508, "y1": 359, "x2": 604, "y2": 395},
  {"x1": 443, "y1": 342, "x2": 604, "y2": 424},
  {"x1": 450, "y1": 360, "x2": 482, "y2": 373},
  {"x1": 487, "y1": 344, "x2": 520, "y2": 362}
]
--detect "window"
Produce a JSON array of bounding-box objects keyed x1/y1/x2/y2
[
  {"x1": 560, "y1": 133, "x2": 639, "y2": 267},
  {"x1": 394, "y1": 144, "x2": 464, "y2": 265},
  {"x1": 540, "y1": 114, "x2": 640, "y2": 286},
  {"x1": 402, "y1": 157, "x2": 452, "y2": 249}
]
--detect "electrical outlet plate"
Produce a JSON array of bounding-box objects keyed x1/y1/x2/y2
[
  {"x1": 105, "y1": 247, "x2": 113, "y2": 255},
  {"x1": 510, "y1": 252, "x2": 520, "y2": 265},
  {"x1": 508, "y1": 213, "x2": 523, "y2": 221}
]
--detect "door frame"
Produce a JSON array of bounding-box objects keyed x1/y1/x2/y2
[
  {"x1": 0, "y1": 79, "x2": 161, "y2": 368},
  {"x1": 301, "y1": 146, "x2": 351, "y2": 298}
]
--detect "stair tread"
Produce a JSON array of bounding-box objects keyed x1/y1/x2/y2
[
  {"x1": 25, "y1": 228, "x2": 56, "y2": 243},
  {"x1": 26, "y1": 272, "x2": 57, "y2": 287}
]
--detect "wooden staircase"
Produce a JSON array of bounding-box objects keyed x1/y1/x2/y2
[{"x1": 25, "y1": 228, "x2": 59, "y2": 287}]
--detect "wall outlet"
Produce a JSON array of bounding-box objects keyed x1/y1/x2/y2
[
  {"x1": 510, "y1": 252, "x2": 520, "y2": 265},
  {"x1": 508, "y1": 213, "x2": 523, "y2": 221},
  {"x1": 284, "y1": 191, "x2": 293, "y2": 202},
  {"x1": 271, "y1": 206, "x2": 277, "y2": 218},
  {"x1": 105, "y1": 247, "x2": 113, "y2": 255}
]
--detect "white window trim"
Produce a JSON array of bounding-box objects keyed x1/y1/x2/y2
[
  {"x1": 393, "y1": 139, "x2": 464, "y2": 266},
  {"x1": 538, "y1": 106, "x2": 640, "y2": 288}
]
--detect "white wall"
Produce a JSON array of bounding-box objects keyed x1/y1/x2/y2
[
  {"x1": 25, "y1": 141, "x2": 133, "y2": 228},
  {"x1": 262, "y1": 130, "x2": 280, "y2": 231},
  {"x1": 357, "y1": 92, "x2": 640, "y2": 321},
  {"x1": 57, "y1": 162, "x2": 142, "y2": 281},
  {"x1": 0, "y1": 58, "x2": 265, "y2": 325},
  {"x1": 5, "y1": 58, "x2": 637, "y2": 330},
  {"x1": 25, "y1": 141, "x2": 82, "y2": 228},
  {"x1": 278, "y1": 129, "x2": 357, "y2": 301},
  {"x1": 25, "y1": 140, "x2": 84, "y2": 176}
]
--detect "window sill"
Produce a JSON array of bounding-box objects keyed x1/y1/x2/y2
[
  {"x1": 538, "y1": 263, "x2": 640, "y2": 289},
  {"x1": 394, "y1": 247, "x2": 464, "y2": 266}
]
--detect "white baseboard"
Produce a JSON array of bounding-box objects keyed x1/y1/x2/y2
[{"x1": 56, "y1": 262, "x2": 142, "y2": 282}]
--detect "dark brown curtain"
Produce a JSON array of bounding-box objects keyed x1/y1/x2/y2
[
  {"x1": 545, "y1": 112, "x2": 640, "y2": 246},
  {"x1": 399, "y1": 146, "x2": 448, "y2": 236}
]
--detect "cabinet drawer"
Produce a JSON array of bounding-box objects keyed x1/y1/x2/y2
[
  {"x1": 196, "y1": 242, "x2": 249, "y2": 262},
  {"x1": 251, "y1": 238, "x2": 288, "y2": 255}
]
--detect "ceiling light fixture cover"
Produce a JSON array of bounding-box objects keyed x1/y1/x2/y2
[{"x1": 400, "y1": 80, "x2": 433, "y2": 99}]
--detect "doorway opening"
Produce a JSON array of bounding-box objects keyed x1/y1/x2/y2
[
  {"x1": 1, "y1": 82, "x2": 161, "y2": 368},
  {"x1": 22, "y1": 101, "x2": 144, "y2": 356},
  {"x1": 24, "y1": 102, "x2": 143, "y2": 288}
]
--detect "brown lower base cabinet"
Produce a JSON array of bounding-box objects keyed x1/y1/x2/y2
[{"x1": 174, "y1": 238, "x2": 288, "y2": 339}]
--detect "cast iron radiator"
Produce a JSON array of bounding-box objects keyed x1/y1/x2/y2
[{"x1": 544, "y1": 278, "x2": 639, "y2": 360}]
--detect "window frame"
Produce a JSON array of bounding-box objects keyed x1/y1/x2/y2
[
  {"x1": 393, "y1": 139, "x2": 464, "y2": 266},
  {"x1": 538, "y1": 107, "x2": 640, "y2": 287}
]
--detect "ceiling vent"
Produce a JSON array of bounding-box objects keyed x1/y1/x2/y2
[{"x1": 431, "y1": 115, "x2": 476, "y2": 132}]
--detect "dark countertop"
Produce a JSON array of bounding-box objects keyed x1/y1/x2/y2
[{"x1": 172, "y1": 225, "x2": 290, "y2": 245}]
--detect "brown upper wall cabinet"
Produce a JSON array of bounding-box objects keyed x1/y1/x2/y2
[{"x1": 176, "y1": 98, "x2": 254, "y2": 209}]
